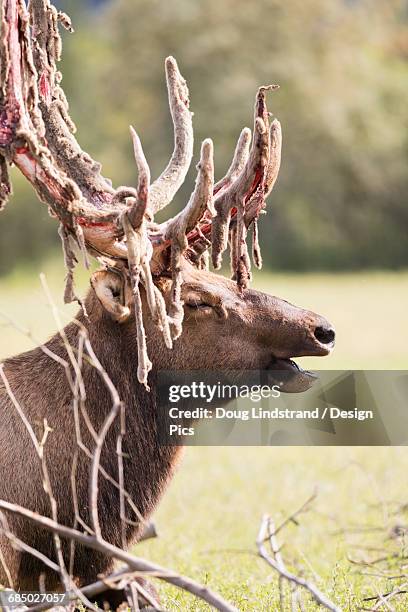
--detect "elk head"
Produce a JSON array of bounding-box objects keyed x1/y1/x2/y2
[{"x1": 0, "y1": 0, "x2": 335, "y2": 392}]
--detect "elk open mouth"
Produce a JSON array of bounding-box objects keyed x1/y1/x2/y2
[{"x1": 267, "y1": 357, "x2": 318, "y2": 393}]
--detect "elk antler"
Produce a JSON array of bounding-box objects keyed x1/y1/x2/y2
[{"x1": 0, "y1": 0, "x2": 282, "y2": 387}]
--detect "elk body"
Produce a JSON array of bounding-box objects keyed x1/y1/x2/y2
[{"x1": 0, "y1": 0, "x2": 335, "y2": 597}]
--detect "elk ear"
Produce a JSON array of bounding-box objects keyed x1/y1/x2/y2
[{"x1": 90, "y1": 270, "x2": 131, "y2": 323}]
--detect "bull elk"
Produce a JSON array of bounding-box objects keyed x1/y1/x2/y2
[{"x1": 0, "y1": 0, "x2": 335, "y2": 604}]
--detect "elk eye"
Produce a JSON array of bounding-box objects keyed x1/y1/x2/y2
[{"x1": 185, "y1": 300, "x2": 213, "y2": 311}]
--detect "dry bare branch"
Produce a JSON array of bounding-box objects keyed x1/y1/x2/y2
[
  {"x1": 362, "y1": 584, "x2": 408, "y2": 610},
  {"x1": 274, "y1": 490, "x2": 317, "y2": 537},
  {"x1": 0, "y1": 289, "x2": 238, "y2": 610},
  {"x1": 0, "y1": 364, "x2": 41, "y2": 454},
  {"x1": 38, "y1": 276, "x2": 152, "y2": 534},
  {"x1": 0, "y1": 500, "x2": 238, "y2": 612},
  {"x1": 0, "y1": 365, "x2": 96, "y2": 611},
  {"x1": 138, "y1": 522, "x2": 158, "y2": 543},
  {"x1": 256, "y1": 510, "x2": 341, "y2": 612},
  {"x1": 0, "y1": 510, "x2": 60, "y2": 576},
  {"x1": 89, "y1": 402, "x2": 121, "y2": 542},
  {"x1": 0, "y1": 516, "x2": 14, "y2": 589},
  {"x1": 27, "y1": 565, "x2": 163, "y2": 612}
]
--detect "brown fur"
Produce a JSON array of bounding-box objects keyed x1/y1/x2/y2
[{"x1": 0, "y1": 263, "x2": 333, "y2": 590}]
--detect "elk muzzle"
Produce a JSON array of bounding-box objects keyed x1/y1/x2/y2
[{"x1": 246, "y1": 290, "x2": 335, "y2": 392}]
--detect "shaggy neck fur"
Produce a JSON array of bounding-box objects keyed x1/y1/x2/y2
[{"x1": 0, "y1": 296, "x2": 180, "y2": 589}]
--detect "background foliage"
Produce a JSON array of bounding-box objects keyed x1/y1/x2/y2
[{"x1": 1, "y1": 0, "x2": 407, "y2": 274}]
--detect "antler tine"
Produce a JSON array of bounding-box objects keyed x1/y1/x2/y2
[
  {"x1": 127, "y1": 125, "x2": 151, "y2": 227},
  {"x1": 247, "y1": 117, "x2": 282, "y2": 272},
  {"x1": 165, "y1": 139, "x2": 215, "y2": 240},
  {"x1": 1, "y1": 0, "x2": 75, "y2": 230},
  {"x1": 164, "y1": 138, "x2": 214, "y2": 339},
  {"x1": 168, "y1": 126, "x2": 251, "y2": 258},
  {"x1": 265, "y1": 119, "x2": 282, "y2": 197},
  {"x1": 28, "y1": 0, "x2": 116, "y2": 204},
  {"x1": 123, "y1": 211, "x2": 153, "y2": 389},
  {"x1": 211, "y1": 114, "x2": 269, "y2": 270},
  {"x1": 129, "y1": 125, "x2": 173, "y2": 337},
  {"x1": 122, "y1": 127, "x2": 173, "y2": 387},
  {"x1": 245, "y1": 117, "x2": 282, "y2": 226},
  {"x1": 214, "y1": 127, "x2": 252, "y2": 195},
  {"x1": 149, "y1": 57, "x2": 194, "y2": 215},
  {"x1": 210, "y1": 86, "x2": 280, "y2": 287}
]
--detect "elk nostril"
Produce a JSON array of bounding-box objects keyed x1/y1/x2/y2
[{"x1": 314, "y1": 326, "x2": 335, "y2": 345}]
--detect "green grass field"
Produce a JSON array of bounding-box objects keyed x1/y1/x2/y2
[
  {"x1": 0, "y1": 260, "x2": 407, "y2": 610},
  {"x1": 1, "y1": 259, "x2": 407, "y2": 369}
]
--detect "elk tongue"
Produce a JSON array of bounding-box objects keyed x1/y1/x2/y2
[{"x1": 267, "y1": 357, "x2": 318, "y2": 393}]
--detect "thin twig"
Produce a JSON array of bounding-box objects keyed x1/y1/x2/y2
[
  {"x1": 0, "y1": 500, "x2": 238, "y2": 612},
  {"x1": 257, "y1": 513, "x2": 341, "y2": 612}
]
